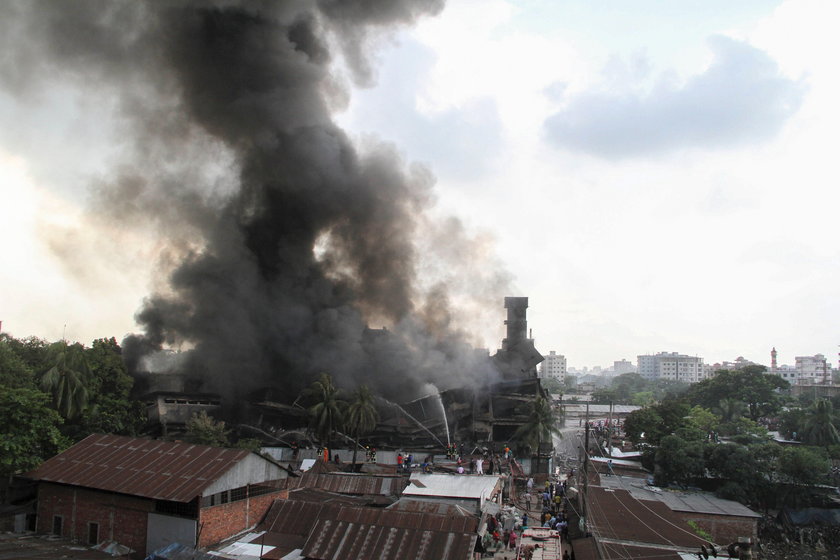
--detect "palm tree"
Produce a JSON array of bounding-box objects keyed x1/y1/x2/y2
[
  {"x1": 306, "y1": 373, "x2": 345, "y2": 459},
  {"x1": 715, "y1": 398, "x2": 746, "y2": 423},
  {"x1": 345, "y1": 385, "x2": 379, "y2": 467},
  {"x1": 40, "y1": 341, "x2": 90, "y2": 420},
  {"x1": 514, "y1": 396, "x2": 561, "y2": 468},
  {"x1": 802, "y1": 399, "x2": 840, "y2": 448}
]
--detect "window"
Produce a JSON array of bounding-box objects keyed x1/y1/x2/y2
[
  {"x1": 52, "y1": 515, "x2": 63, "y2": 536},
  {"x1": 88, "y1": 522, "x2": 100, "y2": 545}
]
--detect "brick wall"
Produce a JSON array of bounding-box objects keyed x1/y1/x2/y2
[
  {"x1": 197, "y1": 490, "x2": 283, "y2": 548},
  {"x1": 36, "y1": 482, "x2": 154, "y2": 558},
  {"x1": 674, "y1": 511, "x2": 758, "y2": 544}
]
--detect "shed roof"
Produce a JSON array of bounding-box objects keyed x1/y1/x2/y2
[
  {"x1": 282, "y1": 472, "x2": 407, "y2": 496},
  {"x1": 25, "y1": 433, "x2": 255, "y2": 502},
  {"x1": 599, "y1": 477, "x2": 761, "y2": 518},
  {"x1": 302, "y1": 507, "x2": 477, "y2": 560},
  {"x1": 251, "y1": 496, "x2": 478, "y2": 560},
  {"x1": 403, "y1": 474, "x2": 500, "y2": 500},
  {"x1": 387, "y1": 498, "x2": 475, "y2": 517},
  {"x1": 587, "y1": 487, "x2": 708, "y2": 548}
]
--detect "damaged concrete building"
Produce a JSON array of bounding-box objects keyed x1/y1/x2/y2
[{"x1": 138, "y1": 298, "x2": 551, "y2": 466}]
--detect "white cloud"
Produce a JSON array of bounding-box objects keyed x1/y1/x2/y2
[{"x1": 543, "y1": 36, "x2": 805, "y2": 158}]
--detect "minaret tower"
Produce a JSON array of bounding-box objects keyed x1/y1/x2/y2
[{"x1": 771, "y1": 347, "x2": 777, "y2": 372}]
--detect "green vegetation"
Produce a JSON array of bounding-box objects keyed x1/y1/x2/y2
[
  {"x1": 619, "y1": 366, "x2": 838, "y2": 511},
  {"x1": 305, "y1": 373, "x2": 346, "y2": 458},
  {"x1": 185, "y1": 410, "x2": 231, "y2": 447},
  {"x1": 0, "y1": 333, "x2": 146, "y2": 477},
  {"x1": 590, "y1": 373, "x2": 690, "y2": 405},
  {"x1": 686, "y1": 520, "x2": 713, "y2": 542},
  {"x1": 684, "y1": 366, "x2": 788, "y2": 420},
  {"x1": 514, "y1": 395, "x2": 562, "y2": 453},
  {"x1": 345, "y1": 385, "x2": 379, "y2": 466},
  {"x1": 0, "y1": 387, "x2": 69, "y2": 480}
]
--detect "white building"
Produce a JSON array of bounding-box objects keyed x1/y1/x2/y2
[
  {"x1": 613, "y1": 359, "x2": 635, "y2": 375},
  {"x1": 795, "y1": 354, "x2": 830, "y2": 383},
  {"x1": 636, "y1": 352, "x2": 707, "y2": 383},
  {"x1": 539, "y1": 351, "x2": 567, "y2": 382}
]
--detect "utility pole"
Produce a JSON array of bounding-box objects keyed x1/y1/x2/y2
[
  {"x1": 607, "y1": 401, "x2": 614, "y2": 458},
  {"x1": 581, "y1": 403, "x2": 590, "y2": 535}
]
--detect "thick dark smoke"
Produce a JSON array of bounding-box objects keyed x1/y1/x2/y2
[{"x1": 1, "y1": 0, "x2": 510, "y2": 404}]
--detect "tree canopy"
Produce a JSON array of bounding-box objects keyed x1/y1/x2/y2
[
  {"x1": 514, "y1": 395, "x2": 561, "y2": 453},
  {"x1": 0, "y1": 386, "x2": 69, "y2": 478},
  {"x1": 684, "y1": 366, "x2": 788, "y2": 421},
  {"x1": 306, "y1": 373, "x2": 346, "y2": 454},
  {"x1": 346, "y1": 385, "x2": 379, "y2": 466}
]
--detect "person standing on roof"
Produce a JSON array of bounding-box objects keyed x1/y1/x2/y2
[{"x1": 397, "y1": 453, "x2": 403, "y2": 471}]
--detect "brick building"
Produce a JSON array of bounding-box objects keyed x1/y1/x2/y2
[{"x1": 25, "y1": 434, "x2": 289, "y2": 558}]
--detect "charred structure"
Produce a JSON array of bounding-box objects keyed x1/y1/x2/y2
[{"x1": 239, "y1": 297, "x2": 547, "y2": 454}]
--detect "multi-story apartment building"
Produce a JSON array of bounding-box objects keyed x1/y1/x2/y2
[
  {"x1": 539, "y1": 351, "x2": 567, "y2": 382},
  {"x1": 613, "y1": 359, "x2": 635, "y2": 375},
  {"x1": 636, "y1": 352, "x2": 706, "y2": 383},
  {"x1": 795, "y1": 354, "x2": 830, "y2": 383}
]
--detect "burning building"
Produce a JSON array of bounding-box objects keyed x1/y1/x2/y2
[
  {"x1": 242, "y1": 297, "x2": 547, "y2": 457},
  {"x1": 3, "y1": 2, "x2": 551, "y2": 454}
]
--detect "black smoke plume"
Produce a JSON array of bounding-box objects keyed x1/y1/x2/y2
[{"x1": 0, "y1": 0, "x2": 510, "y2": 405}]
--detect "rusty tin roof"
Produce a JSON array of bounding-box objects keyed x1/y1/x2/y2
[
  {"x1": 25, "y1": 433, "x2": 252, "y2": 503},
  {"x1": 302, "y1": 507, "x2": 477, "y2": 560}
]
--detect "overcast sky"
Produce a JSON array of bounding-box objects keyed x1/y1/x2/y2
[{"x1": 1, "y1": 0, "x2": 838, "y2": 369}]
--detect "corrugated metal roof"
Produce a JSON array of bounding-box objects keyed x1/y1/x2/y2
[
  {"x1": 302, "y1": 508, "x2": 477, "y2": 560},
  {"x1": 403, "y1": 474, "x2": 500, "y2": 500},
  {"x1": 253, "y1": 495, "x2": 478, "y2": 560},
  {"x1": 24, "y1": 433, "x2": 252, "y2": 502},
  {"x1": 599, "y1": 477, "x2": 761, "y2": 518},
  {"x1": 282, "y1": 472, "x2": 408, "y2": 496},
  {"x1": 259, "y1": 500, "x2": 345, "y2": 537},
  {"x1": 588, "y1": 487, "x2": 707, "y2": 548},
  {"x1": 387, "y1": 498, "x2": 475, "y2": 517},
  {"x1": 284, "y1": 487, "x2": 372, "y2": 506}
]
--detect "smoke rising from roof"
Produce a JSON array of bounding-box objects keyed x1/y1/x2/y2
[{"x1": 0, "y1": 0, "x2": 510, "y2": 402}]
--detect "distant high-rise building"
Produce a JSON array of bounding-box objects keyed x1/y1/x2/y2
[
  {"x1": 795, "y1": 354, "x2": 830, "y2": 384},
  {"x1": 613, "y1": 359, "x2": 635, "y2": 375},
  {"x1": 539, "y1": 351, "x2": 566, "y2": 382},
  {"x1": 636, "y1": 352, "x2": 707, "y2": 383}
]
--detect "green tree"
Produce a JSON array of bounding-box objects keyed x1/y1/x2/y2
[
  {"x1": 3, "y1": 335, "x2": 51, "y2": 375},
  {"x1": 654, "y1": 435, "x2": 706, "y2": 487},
  {"x1": 540, "y1": 377, "x2": 564, "y2": 394},
  {"x1": 345, "y1": 385, "x2": 379, "y2": 467},
  {"x1": 631, "y1": 391, "x2": 655, "y2": 407},
  {"x1": 306, "y1": 373, "x2": 345, "y2": 458},
  {"x1": 778, "y1": 446, "x2": 828, "y2": 486},
  {"x1": 0, "y1": 386, "x2": 69, "y2": 480},
  {"x1": 649, "y1": 379, "x2": 691, "y2": 402},
  {"x1": 706, "y1": 444, "x2": 758, "y2": 486},
  {"x1": 0, "y1": 335, "x2": 36, "y2": 389},
  {"x1": 715, "y1": 398, "x2": 747, "y2": 423},
  {"x1": 623, "y1": 407, "x2": 663, "y2": 445},
  {"x1": 779, "y1": 407, "x2": 807, "y2": 440},
  {"x1": 70, "y1": 338, "x2": 146, "y2": 438},
  {"x1": 590, "y1": 388, "x2": 616, "y2": 405},
  {"x1": 40, "y1": 341, "x2": 91, "y2": 420},
  {"x1": 686, "y1": 406, "x2": 720, "y2": 434},
  {"x1": 624, "y1": 401, "x2": 691, "y2": 445},
  {"x1": 686, "y1": 367, "x2": 788, "y2": 421},
  {"x1": 802, "y1": 399, "x2": 840, "y2": 448},
  {"x1": 184, "y1": 410, "x2": 230, "y2": 447},
  {"x1": 514, "y1": 395, "x2": 561, "y2": 453}
]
